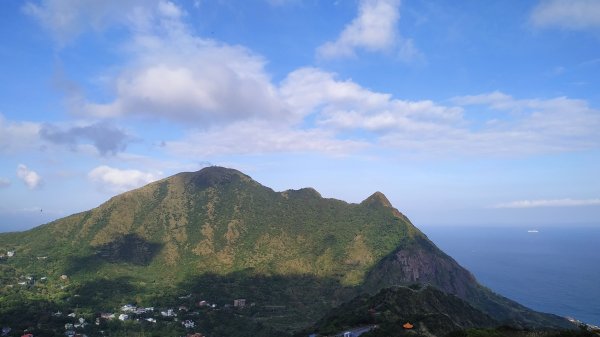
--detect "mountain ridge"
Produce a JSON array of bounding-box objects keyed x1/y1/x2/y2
[{"x1": 0, "y1": 166, "x2": 573, "y2": 333}]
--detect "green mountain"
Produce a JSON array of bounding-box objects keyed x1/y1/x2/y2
[
  {"x1": 302, "y1": 284, "x2": 498, "y2": 337},
  {"x1": 0, "y1": 166, "x2": 572, "y2": 334}
]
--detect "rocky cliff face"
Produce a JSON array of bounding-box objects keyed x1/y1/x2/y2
[
  {"x1": 363, "y1": 231, "x2": 572, "y2": 329},
  {"x1": 364, "y1": 236, "x2": 478, "y2": 300}
]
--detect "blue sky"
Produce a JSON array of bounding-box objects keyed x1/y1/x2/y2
[{"x1": 1, "y1": 0, "x2": 600, "y2": 231}]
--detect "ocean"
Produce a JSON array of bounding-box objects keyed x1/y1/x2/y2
[{"x1": 421, "y1": 225, "x2": 600, "y2": 326}]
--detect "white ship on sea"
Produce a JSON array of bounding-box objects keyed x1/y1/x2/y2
[{"x1": 527, "y1": 229, "x2": 539, "y2": 233}]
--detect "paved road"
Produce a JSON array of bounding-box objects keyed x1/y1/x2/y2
[{"x1": 334, "y1": 325, "x2": 378, "y2": 337}]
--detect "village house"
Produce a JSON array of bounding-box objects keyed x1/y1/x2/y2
[
  {"x1": 134, "y1": 307, "x2": 147, "y2": 315},
  {"x1": 161, "y1": 309, "x2": 176, "y2": 317},
  {"x1": 121, "y1": 304, "x2": 136, "y2": 312},
  {"x1": 74, "y1": 320, "x2": 88, "y2": 329},
  {"x1": 233, "y1": 299, "x2": 246, "y2": 308},
  {"x1": 182, "y1": 320, "x2": 195, "y2": 329}
]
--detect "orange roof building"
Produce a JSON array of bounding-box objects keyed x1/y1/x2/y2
[{"x1": 403, "y1": 322, "x2": 414, "y2": 329}]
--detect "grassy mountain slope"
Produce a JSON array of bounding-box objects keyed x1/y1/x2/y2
[
  {"x1": 1, "y1": 167, "x2": 416, "y2": 285},
  {"x1": 302, "y1": 285, "x2": 498, "y2": 337},
  {"x1": 0, "y1": 166, "x2": 572, "y2": 332}
]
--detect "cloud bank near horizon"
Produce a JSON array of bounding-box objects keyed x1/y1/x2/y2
[{"x1": 492, "y1": 198, "x2": 600, "y2": 209}]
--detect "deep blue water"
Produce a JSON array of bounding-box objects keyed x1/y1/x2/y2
[{"x1": 421, "y1": 225, "x2": 600, "y2": 326}]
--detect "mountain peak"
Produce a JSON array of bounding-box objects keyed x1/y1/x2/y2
[
  {"x1": 361, "y1": 191, "x2": 393, "y2": 208},
  {"x1": 196, "y1": 165, "x2": 243, "y2": 175},
  {"x1": 281, "y1": 187, "x2": 322, "y2": 199},
  {"x1": 186, "y1": 166, "x2": 251, "y2": 188}
]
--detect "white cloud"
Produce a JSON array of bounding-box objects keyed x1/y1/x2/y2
[
  {"x1": 493, "y1": 198, "x2": 600, "y2": 209},
  {"x1": 281, "y1": 67, "x2": 463, "y2": 132},
  {"x1": 0, "y1": 178, "x2": 10, "y2": 188},
  {"x1": 440, "y1": 92, "x2": 600, "y2": 155},
  {"x1": 397, "y1": 38, "x2": 422, "y2": 63},
  {"x1": 452, "y1": 91, "x2": 515, "y2": 109},
  {"x1": 281, "y1": 67, "x2": 391, "y2": 116},
  {"x1": 79, "y1": 2, "x2": 286, "y2": 126},
  {"x1": 23, "y1": 0, "x2": 165, "y2": 44},
  {"x1": 317, "y1": 0, "x2": 420, "y2": 60},
  {"x1": 531, "y1": 0, "x2": 600, "y2": 30},
  {"x1": 163, "y1": 67, "x2": 464, "y2": 157},
  {"x1": 0, "y1": 114, "x2": 41, "y2": 154},
  {"x1": 19, "y1": 1, "x2": 600, "y2": 159},
  {"x1": 157, "y1": 0, "x2": 183, "y2": 18},
  {"x1": 165, "y1": 120, "x2": 366, "y2": 156},
  {"x1": 16, "y1": 164, "x2": 43, "y2": 190},
  {"x1": 88, "y1": 165, "x2": 161, "y2": 193}
]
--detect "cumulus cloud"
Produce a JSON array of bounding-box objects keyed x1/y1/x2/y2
[
  {"x1": 16, "y1": 164, "x2": 43, "y2": 189},
  {"x1": 163, "y1": 67, "x2": 466, "y2": 157},
  {"x1": 39, "y1": 122, "x2": 131, "y2": 155},
  {"x1": 493, "y1": 198, "x2": 600, "y2": 209},
  {"x1": 0, "y1": 114, "x2": 41, "y2": 154},
  {"x1": 317, "y1": 0, "x2": 420, "y2": 60},
  {"x1": 83, "y1": 44, "x2": 284, "y2": 124},
  {"x1": 281, "y1": 67, "x2": 463, "y2": 132},
  {"x1": 77, "y1": 2, "x2": 285, "y2": 126},
  {"x1": 157, "y1": 65, "x2": 600, "y2": 157},
  {"x1": 531, "y1": 0, "x2": 600, "y2": 30},
  {"x1": 88, "y1": 165, "x2": 161, "y2": 193},
  {"x1": 0, "y1": 178, "x2": 10, "y2": 188},
  {"x1": 20, "y1": 0, "x2": 600, "y2": 159}
]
